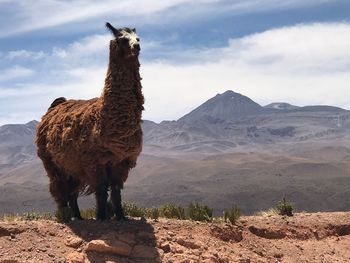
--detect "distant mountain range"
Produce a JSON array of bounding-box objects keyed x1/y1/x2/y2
[
  {"x1": 1, "y1": 90, "x2": 350, "y2": 215},
  {"x1": 143, "y1": 90, "x2": 350, "y2": 152}
]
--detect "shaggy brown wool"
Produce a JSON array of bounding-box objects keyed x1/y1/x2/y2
[{"x1": 36, "y1": 24, "x2": 144, "y2": 220}]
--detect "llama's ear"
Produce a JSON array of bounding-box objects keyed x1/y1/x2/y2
[
  {"x1": 106, "y1": 22, "x2": 122, "y2": 38},
  {"x1": 132, "y1": 28, "x2": 136, "y2": 33}
]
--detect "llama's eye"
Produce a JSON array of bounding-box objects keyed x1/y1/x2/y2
[{"x1": 136, "y1": 38, "x2": 140, "y2": 42}]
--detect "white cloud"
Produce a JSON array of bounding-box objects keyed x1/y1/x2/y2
[
  {"x1": 6, "y1": 50, "x2": 45, "y2": 60},
  {"x1": 1, "y1": 21, "x2": 350, "y2": 125},
  {"x1": 0, "y1": 0, "x2": 337, "y2": 37},
  {"x1": 0, "y1": 66, "x2": 34, "y2": 81},
  {"x1": 0, "y1": 0, "x2": 193, "y2": 37},
  {"x1": 224, "y1": 22, "x2": 350, "y2": 74},
  {"x1": 141, "y1": 22, "x2": 350, "y2": 121}
]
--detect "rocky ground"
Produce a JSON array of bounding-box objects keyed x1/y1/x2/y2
[{"x1": 0, "y1": 212, "x2": 350, "y2": 262}]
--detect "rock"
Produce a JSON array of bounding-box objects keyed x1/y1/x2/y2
[
  {"x1": 0, "y1": 260, "x2": 20, "y2": 263},
  {"x1": 160, "y1": 241, "x2": 171, "y2": 253},
  {"x1": 274, "y1": 253, "x2": 284, "y2": 259},
  {"x1": 118, "y1": 233, "x2": 136, "y2": 246},
  {"x1": 86, "y1": 239, "x2": 132, "y2": 256},
  {"x1": 65, "y1": 252, "x2": 87, "y2": 263},
  {"x1": 210, "y1": 225, "x2": 243, "y2": 242},
  {"x1": 131, "y1": 245, "x2": 159, "y2": 259},
  {"x1": 80, "y1": 230, "x2": 88, "y2": 238},
  {"x1": 66, "y1": 237, "x2": 84, "y2": 248},
  {"x1": 157, "y1": 248, "x2": 165, "y2": 259},
  {"x1": 202, "y1": 252, "x2": 217, "y2": 260},
  {"x1": 176, "y1": 238, "x2": 202, "y2": 249},
  {"x1": 138, "y1": 231, "x2": 154, "y2": 239},
  {"x1": 167, "y1": 231, "x2": 175, "y2": 237},
  {"x1": 172, "y1": 244, "x2": 185, "y2": 254},
  {"x1": 0, "y1": 225, "x2": 25, "y2": 237},
  {"x1": 248, "y1": 226, "x2": 286, "y2": 240}
]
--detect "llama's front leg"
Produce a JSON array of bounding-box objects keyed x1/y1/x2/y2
[
  {"x1": 111, "y1": 186, "x2": 126, "y2": 220},
  {"x1": 95, "y1": 166, "x2": 108, "y2": 220}
]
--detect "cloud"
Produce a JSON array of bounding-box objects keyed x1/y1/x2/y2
[
  {"x1": 224, "y1": 22, "x2": 350, "y2": 74},
  {"x1": 0, "y1": 0, "x2": 337, "y2": 37},
  {"x1": 6, "y1": 50, "x2": 46, "y2": 60},
  {"x1": 1, "y1": 21, "x2": 350, "y2": 125},
  {"x1": 141, "y1": 22, "x2": 350, "y2": 121},
  {"x1": 0, "y1": 0, "x2": 195, "y2": 37},
  {"x1": 0, "y1": 66, "x2": 34, "y2": 81}
]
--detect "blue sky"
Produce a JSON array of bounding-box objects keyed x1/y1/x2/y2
[{"x1": 0, "y1": 0, "x2": 350, "y2": 124}]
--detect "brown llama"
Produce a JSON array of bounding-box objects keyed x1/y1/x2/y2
[{"x1": 36, "y1": 23, "x2": 144, "y2": 220}]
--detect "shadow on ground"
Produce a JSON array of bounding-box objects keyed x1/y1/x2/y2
[{"x1": 67, "y1": 218, "x2": 161, "y2": 263}]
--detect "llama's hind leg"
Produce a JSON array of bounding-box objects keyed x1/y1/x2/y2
[
  {"x1": 95, "y1": 165, "x2": 108, "y2": 220},
  {"x1": 49, "y1": 178, "x2": 69, "y2": 209},
  {"x1": 43, "y1": 158, "x2": 69, "y2": 210},
  {"x1": 68, "y1": 177, "x2": 83, "y2": 220}
]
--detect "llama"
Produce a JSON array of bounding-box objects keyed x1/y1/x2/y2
[{"x1": 36, "y1": 23, "x2": 144, "y2": 220}]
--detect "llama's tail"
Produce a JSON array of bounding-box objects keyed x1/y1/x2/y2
[{"x1": 49, "y1": 97, "x2": 67, "y2": 109}]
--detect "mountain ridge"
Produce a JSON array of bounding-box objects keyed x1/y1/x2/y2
[
  {"x1": 179, "y1": 90, "x2": 267, "y2": 123},
  {"x1": 2, "y1": 90, "x2": 350, "y2": 215}
]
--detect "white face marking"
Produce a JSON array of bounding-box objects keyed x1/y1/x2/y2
[{"x1": 120, "y1": 30, "x2": 139, "y2": 48}]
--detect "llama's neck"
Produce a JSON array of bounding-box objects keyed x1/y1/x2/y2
[{"x1": 101, "y1": 55, "x2": 144, "y2": 134}]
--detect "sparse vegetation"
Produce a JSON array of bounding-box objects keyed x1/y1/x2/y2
[
  {"x1": 224, "y1": 205, "x2": 241, "y2": 224},
  {"x1": 79, "y1": 201, "x2": 116, "y2": 220},
  {"x1": 187, "y1": 202, "x2": 213, "y2": 222},
  {"x1": 123, "y1": 202, "x2": 148, "y2": 218},
  {"x1": 0, "y1": 202, "x2": 245, "y2": 223},
  {"x1": 255, "y1": 208, "x2": 279, "y2": 216},
  {"x1": 149, "y1": 207, "x2": 160, "y2": 221},
  {"x1": 1, "y1": 213, "x2": 19, "y2": 222},
  {"x1": 55, "y1": 207, "x2": 73, "y2": 223},
  {"x1": 159, "y1": 204, "x2": 186, "y2": 220},
  {"x1": 276, "y1": 198, "x2": 293, "y2": 216},
  {"x1": 23, "y1": 211, "x2": 52, "y2": 221},
  {"x1": 80, "y1": 208, "x2": 96, "y2": 219},
  {"x1": 1, "y1": 212, "x2": 53, "y2": 222}
]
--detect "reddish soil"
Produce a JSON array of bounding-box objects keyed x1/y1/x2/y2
[{"x1": 0, "y1": 212, "x2": 350, "y2": 262}]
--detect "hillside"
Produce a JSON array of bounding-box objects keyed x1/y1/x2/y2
[
  {"x1": 2, "y1": 90, "x2": 350, "y2": 215},
  {"x1": 1, "y1": 212, "x2": 350, "y2": 262}
]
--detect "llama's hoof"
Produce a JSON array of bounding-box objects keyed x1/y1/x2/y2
[
  {"x1": 116, "y1": 215, "x2": 128, "y2": 221},
  {"x1": 96, "y1": 215, "x2": 107, "y2": 221}
]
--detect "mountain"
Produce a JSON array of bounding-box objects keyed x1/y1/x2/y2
[
  {"x1": 0, "y1": 120, "x2": 38, "y2": 173},
  {"x1": 2, "y1": 90, "x2": 350, "y2": 215},
  {"x1": 265, "y1": 102, "x2": 299, "y2": 110},
  {"x1": 179, "y1": 90, "x2": 266, "y2": 123},
  {"x1": 0, "y1": 120, "x2": 37, "y2": 147},
  {"x1": 144, "y1": 91, "x2": 350, "y2": 152}
]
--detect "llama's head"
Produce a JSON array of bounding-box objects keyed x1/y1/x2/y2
[{"x1": 106, "y1": 22, "x2": 140, "y2": 59}]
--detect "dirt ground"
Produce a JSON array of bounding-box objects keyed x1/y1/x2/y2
[{"x1": 0, "y1": 212, "x2": 350, "y2": 263}]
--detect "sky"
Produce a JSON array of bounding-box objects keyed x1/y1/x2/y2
[{"x1": 0, "y1": 0, "x2": 350, "y2": 124}]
